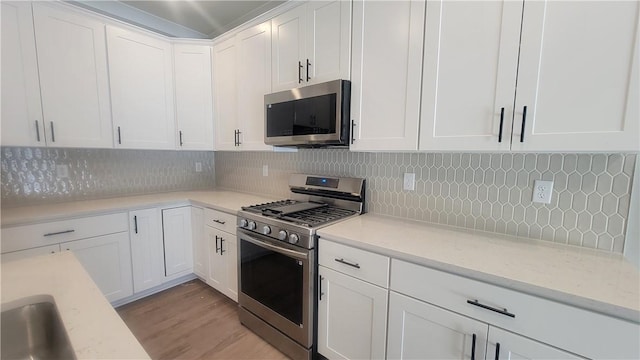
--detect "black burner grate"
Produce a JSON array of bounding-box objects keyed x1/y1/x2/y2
[{"x1": 242, "y1": 200, "x2": 356, "y2": 227}]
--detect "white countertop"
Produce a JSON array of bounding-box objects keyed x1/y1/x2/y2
[
  {"x1": 317, "y1": 214, "x2": 640, "y2": 323},
  {"x1": 1, "y1": 251, "x2": 150, "y2": 359},
  {"x1": 1, "y1": 190, "x2": 275, "y2": 227}
]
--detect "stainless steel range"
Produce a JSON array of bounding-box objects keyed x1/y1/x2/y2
[{"x1": 237, "y1": 174, "x2": 365, "y2": 360}]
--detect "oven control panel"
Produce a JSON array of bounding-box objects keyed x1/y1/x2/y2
[{"x1": 237, "y1": 215, "x2": 313, "y2": 249}]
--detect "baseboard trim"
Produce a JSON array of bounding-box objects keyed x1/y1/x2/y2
[{"x1": 112, "y1": 273, "x2": 197, "y2": 308}]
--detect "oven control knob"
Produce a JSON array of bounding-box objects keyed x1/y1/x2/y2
[
  {"x1": 278, "y1": 230, "x2": 288, "y2": 241},
  {"x1": 248, "y1": 221, "x2": 257, "y2": 230},
  {"x1": 239, "y1": 219, "x2": 248, "y2": 228},
  {"x1": 288, "y1": 233, "x2": 300, "y2": 244},
  {"x1": 262, "y1": 225, "x2": 271, "y2": 235}
]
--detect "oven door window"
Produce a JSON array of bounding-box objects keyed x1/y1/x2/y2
[{"x1": 240, "y1": 239, "x2": 304, "y2": 325}]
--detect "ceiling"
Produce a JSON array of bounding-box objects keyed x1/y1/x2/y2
[{"x1": 71, "y1": 0, "x2": 286, "y2": 39}]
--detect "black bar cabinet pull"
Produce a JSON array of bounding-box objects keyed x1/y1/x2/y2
[
  {"x1": 520, "y1": 106, "x2": 527, "y2": 143},
  {"x1": 335, "y1": 258, "x2": 360, "y2": 269},
  {"x1": 319, "y1": 275, "x2": 324, "y2": 300},
  {"x1": 467, "y1": 299, "x2": 515, "y2": 318},
  {"x1": 134, "y1": 216, "x2": 138, "y2": 234},
  {"x1": 495, "y1": 342, "x2": 500, "y2": 360},
  {"x1": 35, "y1": 120, "x2": 41, "y2": 142},
  {"x1": 44, "y1": 229, "x2": 75, "y2": 237},
  {"x1": 220, "y1": 237, "x2": 225, "y2": 255},
  {"x1": 471, "y1": 333, "x2": 477, "y2": 360},
  {"x1": 213, "y1": 219, "x2": 226, "y2": 225},
  {"x1": 306, "y1": 59, "x2": 310, "y2": 81},
  {"x1": 351, "y1": 120, "x2": 356, "y2": 144},
  {"x1": 215, "y1": 235, "x2": 220, "y2": 253},
  {"x1": 117, "y1": 126, "x2": 122, "y2": 144},
  {"x1": 298, "y1": 61, "x2": 303, "y2": 83},
  {"x1": 50, "y1": 122, "x2": 55, "y2": 142},
  {"x1": 498, "y1": 107, "x2": 505, "y2": 143},
  {"x1": 236, "y1": 130, "x2": 241, "y2": 146},
  {"x1": 179, "y1": 131, "x2": 183, "y2": 146}
]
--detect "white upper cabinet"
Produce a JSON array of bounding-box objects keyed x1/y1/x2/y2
[
  {"x1": 271, "y1": 1, "x2": 351, "y2": 91},
  {"x1": 419, "y1": 0, "x2": 639, "y2": 152},
  {"x1": 173, "y1": 44, "x2": 214, "y2": 150},
  {"x1": 31, "y1": 3, "x2": 113, "y2": 148},
  {"x1": 213, "y1": 22, "x2": 272, "y2": 151},
  {"x1": 513, "y1": 0, "x2": 639, "y2": 152},
  {"x1": 419, "y1": 0, "x2": 522, "y2": 152},
  {"x1": 107, "y1": 26, "x2": 176, "y2": 150},
  {"x1": 350, "y1": 0, "x2": 425, "y2": 151},
  {"x1": 1, "y1": 2, "x2": 44, "y2": 147}
]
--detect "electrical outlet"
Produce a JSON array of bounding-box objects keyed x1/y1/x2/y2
[
  {"x1": 263, "y1": 165, "x2": 269, "y2": 177},
  {"x1": 532, "y1": 180, "x2": 554, "y2": 204},
  {"x1": 403, "y1": 173, "x2": 415, "y2": 191},
  {"x1": 195, "y1": 162, "x2": 202, "y2": 172},
  {"x1": 56, "y1": 164, "x2": 69, "y2": 178}
]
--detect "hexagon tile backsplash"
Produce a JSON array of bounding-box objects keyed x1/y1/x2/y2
[
  {"x1": 1, "y1": 147, "x2": 215, "y2": 207},
  {"x1": 216, "y1": 150, "x2": 636, "y2": 253}
]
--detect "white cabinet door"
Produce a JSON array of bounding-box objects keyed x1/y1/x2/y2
[
  {"x1": 350, "y1": 0, "x2": 425, "y2": 151},
  {"x1": 1, "y1": 1, "x2": 44, "y2": 147},
  {"x1": 318, "y1": 266, "x2": 388, "y2": 360},
  {"x1": 488, "y1": 326, "x2": 585, "y2": 360},
  {"x1": 107, "y1": 26, "x2": 175, "y2": 150},
  {"x1": 173, "y1": 44, "x2": 214, "y2": 150},
  {"x1": 32, "y1": 3, "x2": 113, "y2": 148},
  {"x1": 129, "y1": 208, "x2": 164, "y2": 293},
  {"x1": 237, "y1": 22, "x2": 273, "y2": 151},
  {"x1": 271, "y1": 5, "x2": 307, "y2": 92},
  {"x1": 222, "y1": 234, "x2": 238, "y2": 302},
  {"x1": 206, "y1": 225, "x2": 225, "y2": 290},
  {"x1": 213, "y1": 37, "x2": 239, "y2": 151},
  {"x1": 192, "y1": 207, "x2": 207, "y2": 278},
  {"x1": 63, "y1": 232, "x2": 133, "y2": 303},
  {"x1": 419, "y1": 0, "x2": 521, "y2": 151},
  {"x1": 513, "y1": 1, "x2": 640, "y2": 152},
  {"x1": 306, "y1": 0, "x2": 351, "y2": 85},
  {"x1": 162, "y1": 207, "x2": 193, "y2": 278},
  {"x1": 387, "y1": 291, "x2": 488, "y2": 360}
]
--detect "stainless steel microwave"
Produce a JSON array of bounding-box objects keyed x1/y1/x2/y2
[{"x1": 264, "y1": 80, "x2": 351, "y2": 147}]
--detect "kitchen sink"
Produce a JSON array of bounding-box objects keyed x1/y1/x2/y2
[{"x1": 1, "y1": 295, "x2": 76, "y2": 360}]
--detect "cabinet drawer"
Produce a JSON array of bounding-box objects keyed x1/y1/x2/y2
[
  {"x1": 319, "y1": 239, "x2": 390, "y2": 288},
  {"x1": 1, "y1": 212, "x2": 128, "y2": 253},
  {"x1": 204, "y1": 208, "x2": 236, "y2": 233},
  {"x1": 391, "y1": 259, "x2": 639, "y2": 359}
]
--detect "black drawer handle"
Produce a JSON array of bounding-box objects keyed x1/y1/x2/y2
[
  {"x1": 215, "y1": 235, "x2": 220, "y2": 253},
  {"x1": 44, "y1": 229, "x2": 75, "y2": 237},
  {"x1": 213, "y1": 219, "x2": 226, "y2": 225},
  {"x1": 134, "y1": 215, "x2": 138, "y2": 234},
  {"x1": 520, "y1": 105, "x2": 527, "y2": 143},
  {"x1": 335, "y1": 258, "x2": 360, "y2": 269},
  {"x1": 495, "y1": 342, "x2": 501, "y2": 360},
  {"x1": 498, "y1": 107, "x2": 504, "y2": 143},
  {"x1": 35, "y1": 120, "x2": 41, "y2": 142},
  {"x1": 319, "y1": 275, "x2": 324, "y2": 301},
  {"x1": 467, "y1": 299, "x2": 515, "y2": 318},
  {"x1": 220, "y1": 237, "x2": 225, "y2": 255},
  {"x1": 471, "y1": 333, "x2": 477, "y2": 360}
]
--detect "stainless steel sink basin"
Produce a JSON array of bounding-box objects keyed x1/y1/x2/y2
[{"x1": 1, "y1": 295, "x2": 76, "y2": 360}]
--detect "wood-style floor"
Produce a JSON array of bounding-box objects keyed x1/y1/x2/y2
[{"x1": 117, "y1": 279, "x2": 289, "y2": 360}]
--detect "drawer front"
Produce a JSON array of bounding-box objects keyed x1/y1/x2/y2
[
  {"x1": 1, "y1": 212, "x2": 128, "y2": 253},
  {"x1": 319, "y1": 239, "x2": 390, "y2": 288},
  {"x1": 391, "y1": 259, "x2": 640, "y2": 359},
  {"x1": 204, "y1": 208, "x2": 236, "y2": 233}
]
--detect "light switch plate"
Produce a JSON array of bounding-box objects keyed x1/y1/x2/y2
[
  {"x1": 403, "y1": 173, "x2": 415, "y2": 191},
  {"x1": 533, "y1": 180, "x2": 554, "y2": 204},
  {"x1": 195, "y1": 162, "x2": 202, "y2": 172},
  {"x1": 262, "y1": 165, "x2": 269, "y2": 177}
]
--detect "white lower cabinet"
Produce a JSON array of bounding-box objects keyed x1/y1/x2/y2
[
  {"x1": 162, "y1": 206, "x2": 194, "y2": 279},
  {"x1": 205, "y1": 224, "x2": 238, "y2": 301},
  {"x1": 318, "y1": 266, "x2": 388, "y2": 360},
  {"x1": 192, "y1": 207, "x2": 207, "y2": 278},
  {"x1": 129, "y1": 208, "x2": 164, "y2": 293},
  {"x1": 487, "y1": 327, "x2": 583, "y2": 360},
  {"x1": 62, "y1": 232, "x2": 133, "y2": 302},
  {"x1": 387, "y1": 291, "x2": 488, "y2": 360}
]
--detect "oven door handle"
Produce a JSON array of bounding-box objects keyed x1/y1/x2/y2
[{"x1": 241, "y1": 233, "x2": 308, "y2": 261}]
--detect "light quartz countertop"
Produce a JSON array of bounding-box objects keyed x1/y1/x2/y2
[
  {"x1": 317, "y1": 214, "x2": 640, "y2": 323},
  {"x1": 1, "y1": 190, "x2": 275, "y2": 227},
  {"x1": 1, "y1": 251, "x2": 150, "y2": 359}
]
